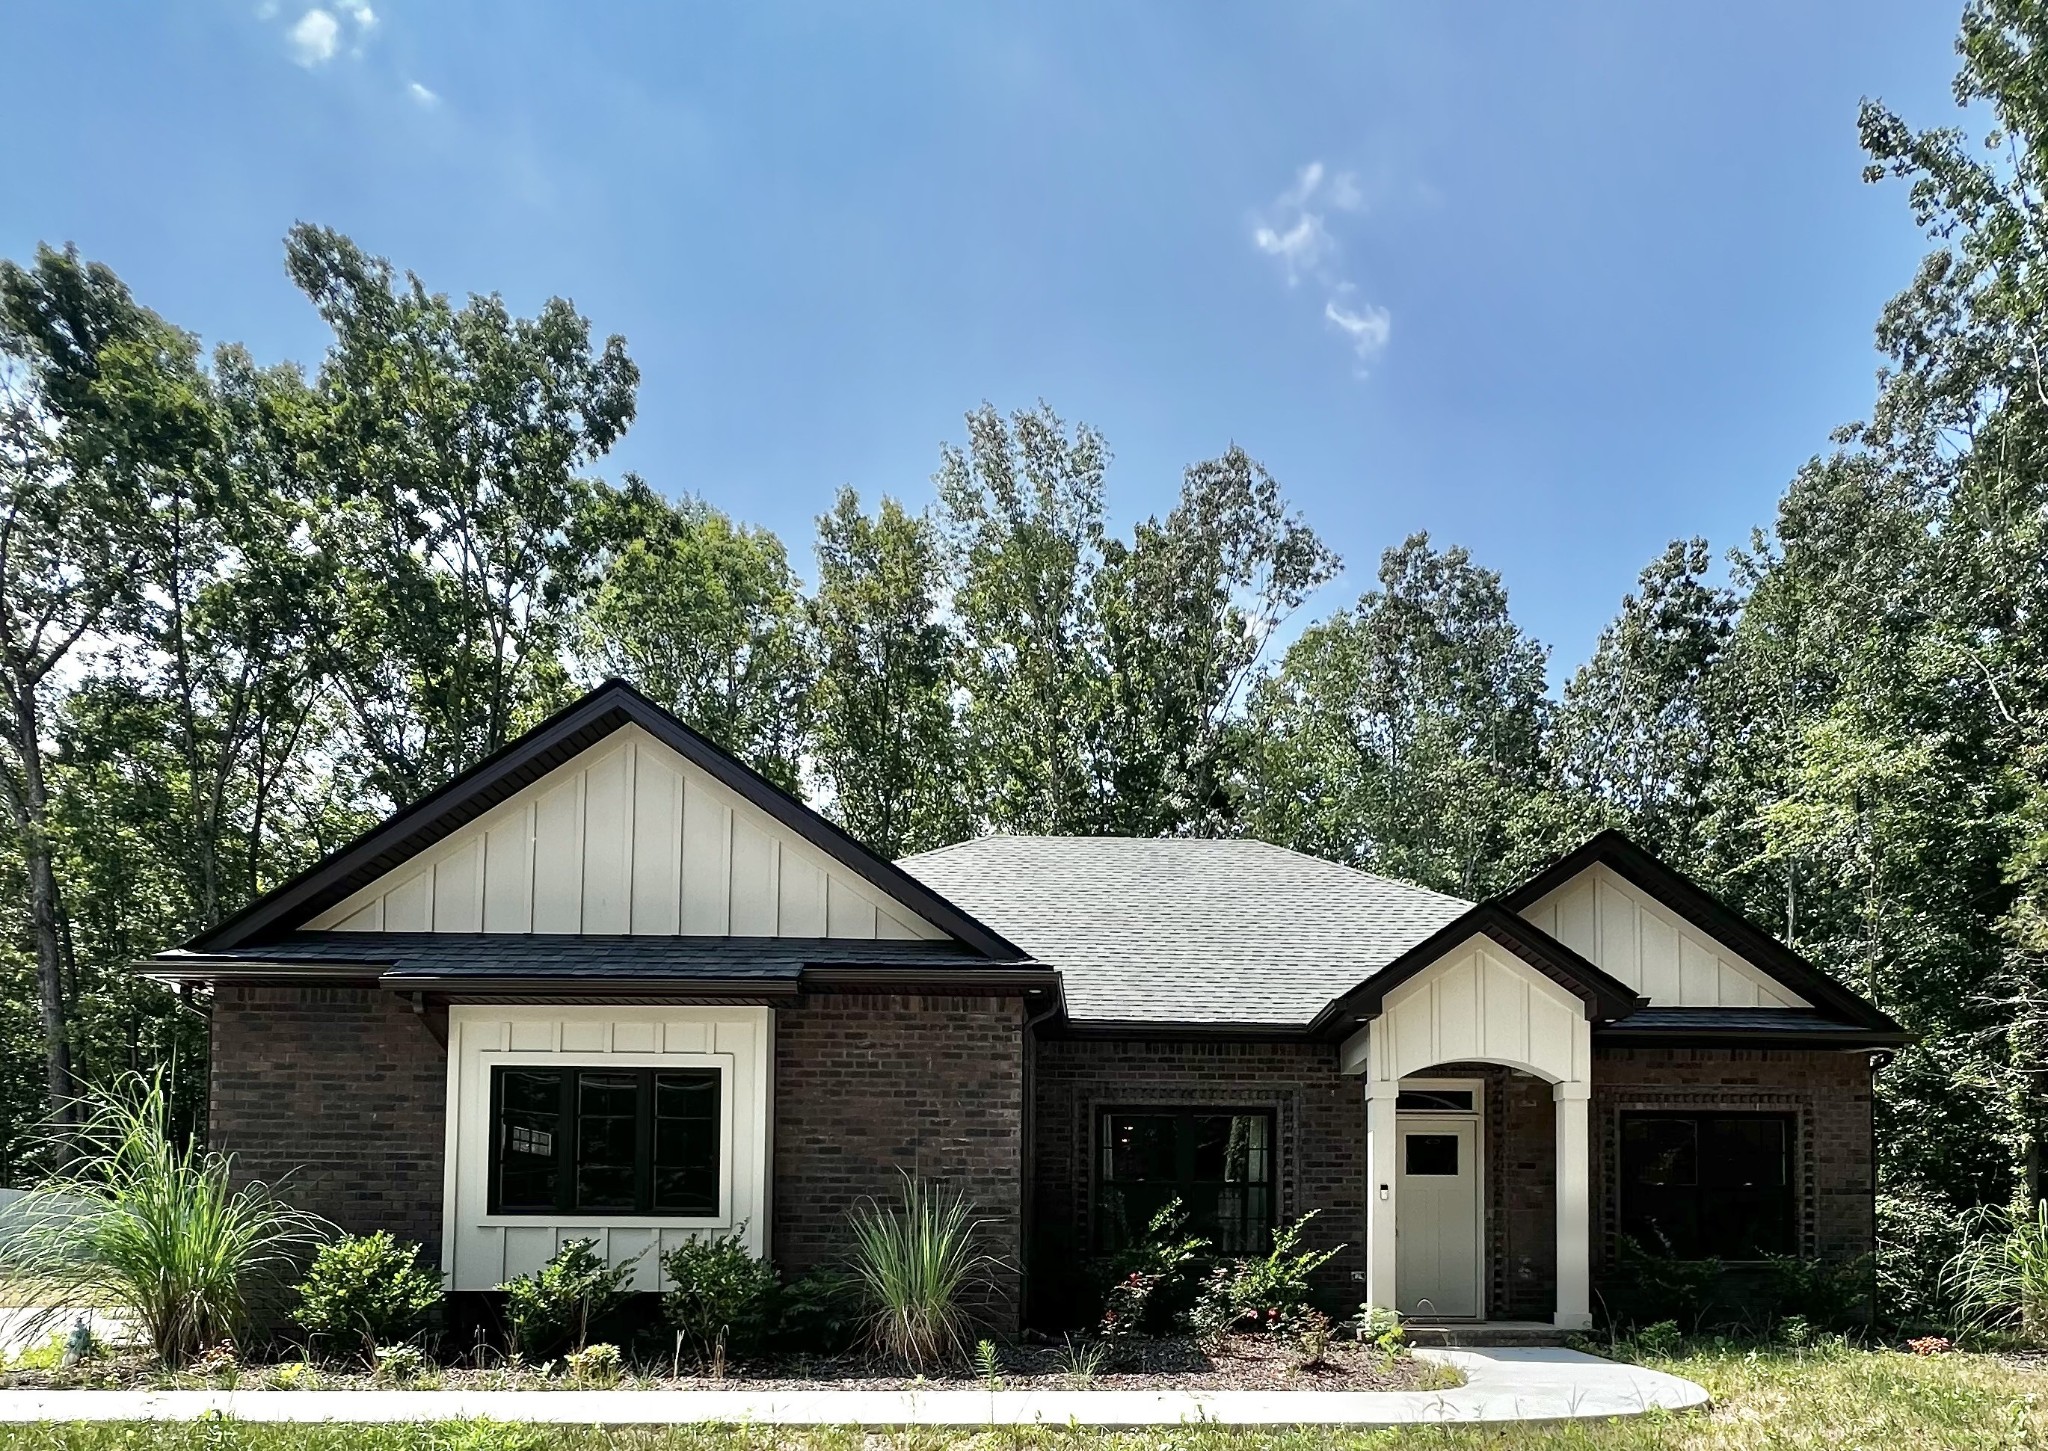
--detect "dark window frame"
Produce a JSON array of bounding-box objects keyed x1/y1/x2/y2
[
  {"x1": 487, "y1": 1065, "x2": 722, "y2": 1218},
  {"x1": 1617, "y1": 1109, "x2": 1797, "y2": 1262},
  {"x1": 1093, "y1": 1104, "x2": 1278, "y2": 1255}
]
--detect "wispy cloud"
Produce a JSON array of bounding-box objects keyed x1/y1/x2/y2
[
  {"x1": 280, "y1": 1, "x2": 376, "y2": 67},
  {"x1": 408, "y1": 80, "x2": 439, "y2": 106},
  {"x1": 1251, "y1": 160, "x2": 1390, "y2": 373}
]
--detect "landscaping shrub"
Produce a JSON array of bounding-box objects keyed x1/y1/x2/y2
[
  {"x1": 1941, "y1": 1200, "x2": 2048, "y2": 1340},
  {"x1": 659, "y1": 1228, "x2": 777, "y2": 1367},
  {"x1": 1091, "y1": 1197, "x2": 1209, "y2": 1338},
  {"x1": 0, "y1": 1070, "x2": 326, "y2": 1368},
  {"x1": 1601, "y1": 1237, "x2": 1725, "y2": 1330},
  {"x1": 564, "y1": 1342, "x2": 624, "y2": 1387},
  {"x1": 772, "y1": 1267, "x2": 863, "y2": 1354},
  {"x1": 291, "y1": 1231, "x2": 443, "y2": 1363},
  {"x1": 846, "y1": 1172, "x2": 998, "y2": 1369},
  {"x1": 498, "y1": 1239, "x2": 641, "y2": 1359},
  {"x1": 370, "y1": 1343, "x2": 429, "y2": 1385},
  {"x1": 1191, "y1": 1211, "x2": 1341, "y2": 1340}
]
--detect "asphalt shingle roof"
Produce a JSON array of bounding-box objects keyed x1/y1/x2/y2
[{"x1": 897, "y1": 836, "x2": 1472, "y2": 1026}]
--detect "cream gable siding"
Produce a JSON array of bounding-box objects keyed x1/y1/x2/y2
[
  {"x1": 1344, "y1": 935, "x2": 1590, "y2": 1086},
  {"x1": 443, "y1": 1006, "x2": 771, "y2": 1291},
  {"x1": 305, "y1": 724, "x2": 945, "y2": 941},
  {"x1": 1517, "y1": 862, "x2": 1807, "y2": 1009}
]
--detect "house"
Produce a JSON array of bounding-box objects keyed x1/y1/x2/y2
[{"x1": 145, "y1": 679, "x2": 1907, "y2": 1330}]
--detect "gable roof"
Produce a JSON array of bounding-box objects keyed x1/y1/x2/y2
[
  {"x1": 189, "y1": 680, "x2": 1025, "y2": 960},
  {"x1": 1306, "y1": 902, "x2": 1650, "y2": 1037},
  {"x1": 1495, "y1": 829, "x2": 1904, "y2": 1035},
  {"x1": 896, "y1": 835, "x2": 1472, "y2": 1025}
]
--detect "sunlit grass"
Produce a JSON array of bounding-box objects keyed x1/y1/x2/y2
[{"x1": 0, "y1": 1342, "x2": 2042, "y2": 1449}]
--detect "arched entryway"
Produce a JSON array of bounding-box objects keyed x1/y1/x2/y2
[{"x1": 1340, "y1": 931, "x2": 1594, "y2": 1328}]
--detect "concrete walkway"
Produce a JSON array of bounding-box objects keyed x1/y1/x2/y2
[{"x1": 0, "y1": 1349, "x2": 1710, "y2": 1427}]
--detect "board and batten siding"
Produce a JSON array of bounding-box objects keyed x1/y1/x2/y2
[
  {"x1": 443, "y1": 1006, "x2": 772, "y2": 1292},
  {"x1": 1345, "y1": 935, "x2": 1591, "y2": 1086},
  {"x1": 1516, "y1": 862, "x2": 1807, "y2": 1009},
  {"x1": 305, "y1": 724, "x2": 944, "y2": 941}
]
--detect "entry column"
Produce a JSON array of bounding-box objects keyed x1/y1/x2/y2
[
  {"x1": 1365, "y1": 1077, "x2": 1399, "y2": 1312},
  {"x1": 1554, "y1": 1079, "x2": 1592, "y2": 1330}
]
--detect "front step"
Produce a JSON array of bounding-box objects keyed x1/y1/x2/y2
[{"x1": 1403, "y1": 1320, "x2": 1573, "y2": 1348}]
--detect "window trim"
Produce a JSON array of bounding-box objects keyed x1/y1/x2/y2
[
  {"x1": 472, "y1": 1051, "x2": 735, "y2": 1230},
  {"x1": 1093, "y1": 1104, "x2": 1279, "y2": 1255},
  {"x1": 1616, "y1": 1109, "x2": 1798, "y2": 1263},
  {"x1": 487, "y1": 1064, "x2": 723, "y2": 1218}
]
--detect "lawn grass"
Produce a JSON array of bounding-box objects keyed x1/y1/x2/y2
[{"x1": 0, "y1": 1341, "x2": 2040, "y2": 1449}]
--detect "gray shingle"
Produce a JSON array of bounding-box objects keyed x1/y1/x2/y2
[{"x1": 897, "y1": 836, "x2": 1471, "y2": 1026}]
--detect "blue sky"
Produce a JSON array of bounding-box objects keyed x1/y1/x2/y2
[{"x1": 2, "y1": 2, "x2": 1964, "y2": 675}]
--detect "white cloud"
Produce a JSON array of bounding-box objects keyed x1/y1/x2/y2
[
  {"x1": 337, "y1": 0, "x2": 376, "y2": 33},
  {"x1": 287, "y1": 8, "x2": 340, "y2": 65},
  {"x1": 408, "y1": 81, "x2": 439, "y2": 106},
  {"x1": 1253, "y1": 213, "x2": 1335, "y2": 287},
  {"x1": 1252, "y1": 160, "x2": 1393, "y2": 375},
  {"x1": 1325, "y1": 296, "x2": 1392, "y2": 360}
]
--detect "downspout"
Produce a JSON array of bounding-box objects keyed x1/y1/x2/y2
[{"x1": 1018, "y1": 991, "x2": 1061, "y2": 1331}]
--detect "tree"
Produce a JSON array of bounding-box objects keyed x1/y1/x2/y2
[
  {"x1": 1091, "y1": 448, "x2": 1338, "y2": 836},
  {"x1": 0, "y1": 245, "x2": 169, "y2": 1137},
  {"x1": 286, "y1": 223, "x2": 637, "y2": 806},
  {"x1": 1243, "y1": 534, "x2": 1557, "y2": 897},
  {"x1": 579, "y1": 479, "x2": 813, "y2": 790},
  {"x1": 936, "y1": 402, "x2": 1109, "y2": 835},
  {"x1": 1550, "y1": 539, "x2": 1738, "y2": 863},
  {"x1": 808, "y1": 488, "x2": 966, "y2": 856}
]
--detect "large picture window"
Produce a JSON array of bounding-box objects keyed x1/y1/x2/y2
[
  {"x1": 1097, "y1": 1108, "x2": 1274, "y2": 1254},
  {"x1": 1618, "y1": 1111, "x2": 1794, "y2": 1260},
  {"x1": 489, "y1": 1066, "x2": 720, "y2": 1217}
]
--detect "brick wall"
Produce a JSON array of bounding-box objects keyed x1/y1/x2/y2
[
  {"x1": 209, "y1": 984, "x2": 447, "y2": 1257},
  {"x1": 772, "y1": 992, "x2": 1027, "y2": 1326},
  {"x1": 1029, "y1": 1037, "x2": 1366, "y2": 1324},
  {"x1": 1593, "y1": 1046, "x2": 1875, "y2": 1270}
]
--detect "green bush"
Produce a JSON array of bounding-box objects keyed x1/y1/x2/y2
[
  {"x1": 1601, "y1": 1237, "x2": 1725, "y2": 1330},
  {"x1": 846, "y1": 1173, "x2": 998, "y2": 1369},
  {"x1": 1092, "y1": 1197, "x2": 1210, "y2": 1338},
  {"x1": 659, "y1": 1228, "x2": 777, "y2": 1366},
  {"x1": 0, "y1": 1070, "x2": 327, "y2": 1367},
  {"x1": 564, "y1": 1342, "x2": 624, "y2": 1387},
  {"x1": 773, "y1": 1267, "x2": 863, "y2": 1354},
  {"x1": 291, "y1": 1231, "x2": 443, "y2": 1363},
  {"x1": 498, "y1": 1239, "x2": 640, "y2": 1358},
  {"x1": 1191, "y1": 1211, "x2": 1342, "y2": 1339}
]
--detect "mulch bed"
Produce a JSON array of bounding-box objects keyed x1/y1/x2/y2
[{"x1": 0, "y1": 1336, "x2": 1456, "y2": 1394}]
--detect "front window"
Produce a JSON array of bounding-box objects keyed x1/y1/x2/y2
[
  {"x1": 490, "y1": 1066, "x2": 720, "y2": 1216},
  {"x1": 1096, "y1": 1108, "x2": 1274, "y2": 1254},
  {"x1": 1618, "y1": 1111, "x2": 1794, "y2": 1260}
]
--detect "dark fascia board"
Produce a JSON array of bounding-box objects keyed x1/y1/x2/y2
[
  {"x1": 183, "y1": 679, "x2": 1027, "y2": 962},
  {"x1": 1595, "y1": 1023, "x2": 1913, "y2": 1050},
  {"x1": 797, "y1": 964, "x2": 1064, "y2": 996},
  {"x1": 1495, "y1": 829, "x2": 1903, "y2": 1035},
  {"x1": 1045, "y1": 1017, "x2": 1319, "y2": 1043},
  {"x1": 377, "y1": 974, "x2": 805, "y2": 999},
  {"x1": 1308, "y1": 904, "x2": 1649, "y2": 1039}
]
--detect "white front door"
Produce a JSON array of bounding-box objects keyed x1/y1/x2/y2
[{"x1": 1396, "y1": 1118, "x2": 1481, "y2": 1319}]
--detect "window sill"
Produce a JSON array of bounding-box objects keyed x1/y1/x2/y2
[{"x1": 477, "y1": 1214, "x2": 733, "y2": 1231}]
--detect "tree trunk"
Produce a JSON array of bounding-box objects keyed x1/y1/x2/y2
[{"x1": 13, "y1": 694, "x2": 75, "y2": 1155}]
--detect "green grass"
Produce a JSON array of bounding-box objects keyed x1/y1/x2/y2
[{"x1": 0, "y1": 1342, "x2": 2041, "y2": 1449}]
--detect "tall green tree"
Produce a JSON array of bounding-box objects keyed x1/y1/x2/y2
[
  {"x1": 1550, "y1": 538, "x2": 1738, "y2": 863},
  {"x1": 0, "y1": 245, "x2": 172, "y2": 1135},
  {"x1": 1091, "y1": 448, "x2": 1339, "y2": 836},
  {"x1": 580, "y1": 479, "x2": 813, "y2": 790},
  {"x1": 1243, "y1": 534, "x2": 1556, "y2": 897},
  {"x1": 936, "y1": 402, "x2": 1109, "y2": 835},
  {"x1": 286, "y1": 224, "x2": 637, "y2": 806},
  {"x1": 808, "y1": 488, "x2": 966, "y2": 856}
]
